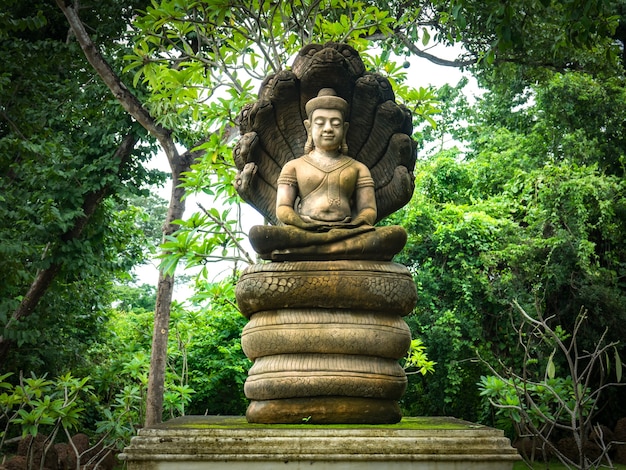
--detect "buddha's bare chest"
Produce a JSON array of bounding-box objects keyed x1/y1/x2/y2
[{"x1": 296, "y1": 160, "x2": 358, "y2": 197}]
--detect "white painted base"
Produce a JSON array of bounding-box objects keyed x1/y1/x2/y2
[{"x1": 119, "y1": 416, "x2": 521, "y2": 470}]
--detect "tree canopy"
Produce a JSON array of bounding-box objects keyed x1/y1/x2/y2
[{"x1": 0, "y1": 0, "x2": 167, "y2": 369}]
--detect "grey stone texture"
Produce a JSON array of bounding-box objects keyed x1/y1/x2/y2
[
  {"x1": 236, "y1": 260, "x2": 416, "y2": 424},
  {"x1": 120, "y1": 416, "x2": 521, "y2": 469}
]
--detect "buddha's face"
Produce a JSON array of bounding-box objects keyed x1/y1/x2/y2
[{"x1": 308, "y1": 108, "x2": 347, "y2": 152}]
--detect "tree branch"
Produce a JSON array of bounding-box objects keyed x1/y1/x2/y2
[
  {"x1": 55, "y1": 0, "x2": 181, "y2": 169},
  {"x1": 394, "y1": 31, "x2": 477, "y2": 68},
  {"x1": 197, "y1": 202, "x2": 255, "y2": 265}
]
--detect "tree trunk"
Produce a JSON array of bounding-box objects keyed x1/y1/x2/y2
[
  {"x1": 145, "y1": 269, "x2": 174, "y2": 425},
  {"x1": 55, "y1": 0, "x2": 185, "y2": 427},
  {"x1": 143, "y1": 140, "x2": 209, "y2": 425},
  {"x1": 57, "y1": 0, "x2": 227, "y2": 426},
  {"x1": 144, "y1": 161, "x2": 187, "y2": 426}
]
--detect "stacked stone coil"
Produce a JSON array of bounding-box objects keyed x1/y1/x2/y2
[{"x1": 236, "y1": 260, "x2": 417, "y2": 424}]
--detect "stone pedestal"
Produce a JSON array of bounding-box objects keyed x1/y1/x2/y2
[
  {"x1": 119, "y1": 415, "x2": 521, "y2": 469},
  {"x1": 236, "y1": 260, "x2": 417, "y2": 424}
]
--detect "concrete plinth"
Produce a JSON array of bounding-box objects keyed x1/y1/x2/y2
[{"x1": 119, "y1": 416, "x2": 521, "y2": 469}]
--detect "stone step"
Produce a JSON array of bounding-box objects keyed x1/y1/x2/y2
[{"x1": 120, "y1": 415, "x2": 521, "y2": 470}]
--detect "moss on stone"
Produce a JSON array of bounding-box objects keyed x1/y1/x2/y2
[{"x1": 152, "y1": 416, "x2": 485, "y2": 431}]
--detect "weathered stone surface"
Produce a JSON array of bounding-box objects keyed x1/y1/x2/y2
[
  {"x1": 246, "y1": 397, "x2": 401, "y2": 424},
  {"x1": 236, "y1": 260, "x2": 417, "y2": 317},
  {"x1": 242, "y1": 309, "x2": 411, "y2": 360},
  {"x1": 245, "y1": 353, "x2": 407, "y2": 401},
  {"x1": 119, "y1": 415, "x2": 522, "y2": 470},
  {"x1": 237, "y1": 259, "x2": 416, "y2": 424},
  {"x1": 250, "y1": 224, "x2": 408, "y2": 261}
]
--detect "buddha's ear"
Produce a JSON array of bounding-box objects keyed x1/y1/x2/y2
[
  {"x1": 343, "y1": 121, "x2": 349, "y2": 134},
  {"x1": 303, "y1": 119, "x2": 314, "y2": 153}
]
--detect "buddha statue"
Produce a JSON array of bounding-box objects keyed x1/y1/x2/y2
[
  {"x1": 233, "y1": 43, "x2": 418, "y2": 425},
  {"x1": 248, "y1": 88, "x2": 407, "y2": 261}
]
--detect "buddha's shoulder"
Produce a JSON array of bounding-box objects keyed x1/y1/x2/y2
[
  {"x1": 349, "y1": 158, "x2": 371, "y2": 172},
  {"x1": 281, "y1": 158, "x2": 301, "y2": 172}
]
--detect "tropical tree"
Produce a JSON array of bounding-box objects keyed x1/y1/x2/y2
[
  {"x1": 0, "y1": 0, "x2": 165, "y2": 370},
  {"x1": 395, "y1": 56, "x2": 626, "y2": 429}
]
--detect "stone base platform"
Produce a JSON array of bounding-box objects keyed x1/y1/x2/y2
[{"x1": 119, "y1": 416, "x2": 520, "y2": 469}]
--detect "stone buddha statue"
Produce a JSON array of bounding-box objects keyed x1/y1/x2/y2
[
  {"x1": 233, "y1": 43, "x2": 418, "y2": 425},
  {"x1": 248, "y1": 88, "x2": 407, "y2": 261}
]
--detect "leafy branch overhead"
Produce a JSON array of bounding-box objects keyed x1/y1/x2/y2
[
  {"x1": 124, "y1": 0, "x2": 410, "y2": 132},
  {"x1": 121, "y1": 0, "x2": 625, "y2": 150}
]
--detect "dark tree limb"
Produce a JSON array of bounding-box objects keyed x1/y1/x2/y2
[
  {"x1": 54, "y1": 0, "x2": 180, "y2": 165},
  {"x1": 394, "y1": 31, "x2": 477, "y2": 68}
]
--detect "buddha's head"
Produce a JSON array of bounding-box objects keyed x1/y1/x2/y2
[{"x1": 304, "y1": 88, "x2": 349, "y2": 154}]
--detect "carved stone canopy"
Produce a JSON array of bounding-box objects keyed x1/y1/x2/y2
[{"x1": 233, "y1": 42, "x2": 417, "y2": 226}]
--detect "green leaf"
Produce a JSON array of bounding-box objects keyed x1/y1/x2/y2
[
  {"x1": 422, "y1": 27, "x2": 430, "y2": 46},
  {"x1": 485, "y1": 49, "x2": 495, "y2": 65},
  {"x1": 616, "y1": 347, "x2": 623, "y2": 383},
  {"x1": 546, "y1": 350, "x2": 556, "y2": 379}
]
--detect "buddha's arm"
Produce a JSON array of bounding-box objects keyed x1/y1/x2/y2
[
  {"x1": 276, "y1": 183, "x2": 317, "y2": 229},
  {"x1": 352, "y1": 187, "x2": 377, "y2": 226}
]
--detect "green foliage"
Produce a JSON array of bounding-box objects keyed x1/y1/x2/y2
[
  {"x1": 431, "y1": 0, "x2": 622, "y2": 72},
  {"x1": 500, "y1": 168, "x2": 626, "y2": 354},
  {"x1": 394, "y1": 66, "x2": 626, "y2": 423},
  {"x1": 478, "y1": 375, "x2": 592, "y2": 437},
  {"x1": 158, "y1": 204, "x2": 252, "y2": 276},
  {"x1": 120, "y1": 0, "x2": 444, "y2": 151},
  {"x1": 398, "y1": 156, "x2": 626, "y2": 420},
  {"x1": 0, "y1": 0, "x2": 165, "y2": 372},
  {"x1": 86, "y1": 279, "x2": 249, "y2": 422},
  {"x1": 156, "y1": 133, "x2": 254, "y2": 274},
  {"x1": 0, "y1": 372, "x2": 92, "y2": 448},
  {"x1": 0, "y1": 364, "x2": 190, "y2": 457},
  {"x1": 175, "y1": 280, "x2": 250, "y2": 415},
  {"x1": 398, "y1": 85, "x2": 442, "y2": 132},
  {"x1": 124, "y1": 0, "x2": 394, "y2": 136},
  {"x1": 0, "y1": 5, "x2": 46, "y2": 37},
  {"x1": 0, "y1": 194, "x2": 162, "y2": 372},
  {"x1": 403, "y1": 338, "x2": 436, "y2": 376},
  {"x1": 83, "y1": 296, "x2": 193, "y2": 446},
  {"x1": 419, "y1": 79, "x2": 471, "y2": 154},
  {"x1": 478, "y1": 303, "x2": 624, "y2": 468},
  {"x1": 533, "y1": 73, "x2": 626, "y2": 176},
  {"x1": 111, "y1": 282, "x2": 158, "y2": 314}
]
